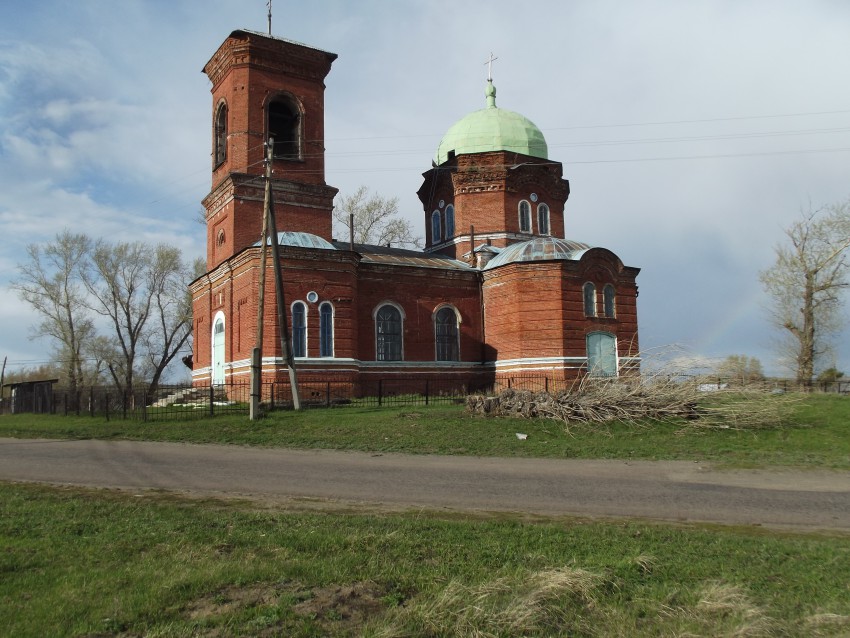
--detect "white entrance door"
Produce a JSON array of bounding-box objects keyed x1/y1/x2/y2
[{"x1": 212, "y1": 316, "x2": 225, "y2": 385}]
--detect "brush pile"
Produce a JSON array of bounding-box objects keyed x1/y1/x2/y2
[{"x1": 466, "y1": 376, "x2": 797, "y2": 430}]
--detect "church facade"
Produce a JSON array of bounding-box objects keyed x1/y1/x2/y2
[{"x1": 189, "y1": 29, "x2": 640, "y2": 392}]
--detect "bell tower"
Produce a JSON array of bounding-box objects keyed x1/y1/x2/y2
[{"x1": 202, "y1": 29, "x2": 338, "y2": 269}]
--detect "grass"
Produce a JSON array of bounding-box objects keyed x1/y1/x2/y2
[
  {"x1": 2, "y1": 393, "x2": 850, "y2": 468},
  {"x1": 2, "y1": 482, "x2": 850, "y2": 637}
]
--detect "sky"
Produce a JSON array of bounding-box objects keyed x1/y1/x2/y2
[{"x1": 1, "y1": 0, "x2": 850, "y2": 379}]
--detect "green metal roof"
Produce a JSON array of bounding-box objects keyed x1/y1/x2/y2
[
  {"x1": 484, "y1": 237, "x2": 591, "y2": 270},
  {"x1": 435, "y1": 81, "x2": 548, "y2": 165}
]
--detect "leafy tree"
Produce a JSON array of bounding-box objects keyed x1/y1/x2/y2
[
  {"x1": 715, "y1": 354, "x2": 764, "y2": 384},
  {"x1": 816, "y1": 367, "x2": 845, "y2": 383},
  {"x1": 759, "y1": 200, "x2": 850, "y2": 385},
  {"x1": 12, "y1": 231, "x2": 94, "y2": 404},
  {"x1": 333, "y1": 186, "x2": 422, "y2": 248}
]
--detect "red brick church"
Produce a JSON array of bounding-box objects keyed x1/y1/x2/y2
[{"x1": 190, "y1": 29, "x2": 640, "y2": 391}]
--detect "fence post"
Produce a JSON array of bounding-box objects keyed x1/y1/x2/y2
[
  {"x1": 508, "y1": 378, "x2": 512, "y2": 389},
  {"x1": 105, "y1": 393, "x2": 110, "y2": 422},
  {"x1": 378, "y1": 380, "x2": 383, "y2": 407},
  {"x1": 425, "y1": 380, "x2": 430, "y2": 406},
  {"x1": 545, "y1": 377, "x2": 549, "y2": 393},
  {"x1": 209, "y1": 383, "x2": 215, "y2": 417},
  {"x1": 271, "y1": 382, "x2": 275, "y2": 410},
  {"x1": 326, "y1": 382, "x2": 331, "y2": 407},
  {"x1": 89, "y1": 388, "x2": 94, "y2": 417}
]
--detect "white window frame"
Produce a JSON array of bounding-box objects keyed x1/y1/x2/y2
[
  {"x1": 518, "y1": 200, "x2": 531, "y2": 233},
  {"x1": 373, "y1": 301, "x2": 405, "y2": 361},
  {"x1": 537, "y1": 203, "x2": 550, "y2": 235},
  {"x1": 319, "y1": 301, "x2": 334, "y2": 357},
  {"x1": 431, "y1": 210, "x2": 441, "y2": 244},
  {"x1": 583, "y1": 282, "x2": 597, "y2": 317},
  {"x1": 291, "y1": 300, "x2": 307, "y2": 358},
  {"x1": 433, "y1": 304, "x2": 461, "y2": 361}
]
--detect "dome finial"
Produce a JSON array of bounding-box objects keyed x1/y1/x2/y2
[
  {"x1": 484, "y1": 52, "x2": 498, "y2": 82},
  {"x1": 484, "y1": 53, "x2": 498, "y2": 108}
]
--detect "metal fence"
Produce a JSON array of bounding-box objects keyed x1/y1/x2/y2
[
  {"x1": 49, "y1": 375, "x2": 491, "y2": 421},
  {"x1": 28, "y1": 373, "x2": 850, "y2": 421}
]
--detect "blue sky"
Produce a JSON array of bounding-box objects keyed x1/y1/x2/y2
[{"x1": 2, "y1": 0, "x2": 850, "y2": 378}]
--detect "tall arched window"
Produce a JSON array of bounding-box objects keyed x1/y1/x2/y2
[
  {"x1": 519, "y1": 200, "x2": 531, "y2": 233},
  {"x1": 375, "y1": 304, "x2": 403, "y2": 361},
  {"x1": 268, "y1": 96, "x2": 300, "y2": 159},
  {"x1": 444, "y1": 204, "x2": 455, "y2": 239},
  {"x1": 291, "y1": 302, "x2": 307, "y2": 357},
  {"x1": 435, "y1": 306, "x2": 459, "y2": 361},
  {"x1": 214, "y1": 102, "x2": 227, "y2": 167},
  {"x1": 319, "y1": 302, "x2": 334, "y2": 357},
  {"x1": 537, "y1": 203, "x2": 550, "y2": 235},
  {"x1": 583, "y1": 282, "x2": 596, "y2": 317},
  {"x1": 431, "y1": 210, "x2": 441, "y2": 244},
  {"x1": 603, "y1": 284, "x2": 616, "y2": 318}
]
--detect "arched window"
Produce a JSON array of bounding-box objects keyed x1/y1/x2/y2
[
  {"x1": 268, "y1": 96, "x2": 300, "y2": 159},
  {"x1": 435, "y1": 306, "x2": 459, "y2": 361},
  {"x1": 603, "y1": 284, "x2": 616, "y2": 318},
  {"x1": 537, "y1": 203, "x2": 550, "y2": 235},
  {"x1": 518, "y1": 200, "x2": 531, "y2": 233},
  {"x1": 583, "y1": 282, "x2": 596, "y2": 317},
  {"x1": 319, "y1": 302, "x2": 334, "y2": 357},
  {"x1": 291, "y1": 302, "x2": 307, "y2": 357},
  {"x1": 587, "y1": 331, "x2": 617, "y2": 377},
  {"x1": 375, "y1": 304, "x2": 403, "y2": 361},
  {"x1": 214, "y1": 102, "x2": 227, "y2": 167},
  {"x1": 444, "y1": 204, "x2": 455, "y2": 239},
  {"x1": 431, "y1": 210, "x2": 441, "y2": 244}
]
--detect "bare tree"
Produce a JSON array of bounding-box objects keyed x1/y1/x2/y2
[
  {"x1": 333, "y1": 186, "x2": 422, "y2": 248},
  {"x1": 83, "y1": 240, "x2": 199, "y2": 397},
  {"x1": 12, "y1": 231, "x2": 94, "y2": 403},
  {"x1": 760, "y1": 200, "x2": 850, "y2": 385},
  {"x1": 715, "y1": 355, "x2": 764, "y2": 384},
  {"x1": 142, "y1": 254, "x2": 205, "y2": 395},
  {"x1": 83, "y1": 240, "x2": 151, "y2": 394}
]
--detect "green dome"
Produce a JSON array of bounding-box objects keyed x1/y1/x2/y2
[{"x1": 435, "y1": 81, "x2": 548, "y2": 165}]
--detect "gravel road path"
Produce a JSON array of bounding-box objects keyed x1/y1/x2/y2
[{"x1": 2, "y1": 438, "x2": 849, "y2": 531}]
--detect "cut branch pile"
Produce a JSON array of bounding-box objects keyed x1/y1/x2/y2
[{"x1": 466, "y1": 376, "x2": 798, "y2": 431}]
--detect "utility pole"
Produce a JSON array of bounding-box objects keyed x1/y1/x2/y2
[
  {"x1": 0, "y1": 356, "x2": 6, "y2": 412},
  {"x1": 249, "y1": 147, "x2": 273, "y2": 420},
  {"x1": 264, "y1": 138, "x2": 301, "y2": 409}
]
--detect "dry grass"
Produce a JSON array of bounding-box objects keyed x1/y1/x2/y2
[
  {"x1": 371, "y1": 566, "x2": 601, "y2": 637},
  {"x1": 370, "y1": 566, "x2": 800, "y2": 637},
  {"x1": 693, "y1": 582, "x2": 777, "y2": 637}
]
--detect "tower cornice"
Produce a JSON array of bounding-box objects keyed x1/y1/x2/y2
[{"x1": 203, "y1": 29, "x2": 337, "y2": 88}]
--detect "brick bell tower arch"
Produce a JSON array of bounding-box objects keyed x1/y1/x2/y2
[{"x1": 201, "y1": 29, "x2": 338, "y2": 271}]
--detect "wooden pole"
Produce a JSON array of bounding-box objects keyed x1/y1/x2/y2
[
  {"x1": 0, "y1": 355, "x2": 6, "y2": 412},
  {"x1": 250, "y1": 143, "x2": 273, "y2": 420},
  {"x1": 264, "y1": 138, "x2": 301, "y2": 409}
]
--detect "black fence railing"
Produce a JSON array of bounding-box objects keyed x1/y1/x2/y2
[{"x1": 18, "y1": 374, "x2": 850, "y2": 420}]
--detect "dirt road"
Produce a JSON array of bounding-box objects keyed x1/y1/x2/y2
[{"x1": 1, "y1": 438, "x2": 848, "y2": 531}]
